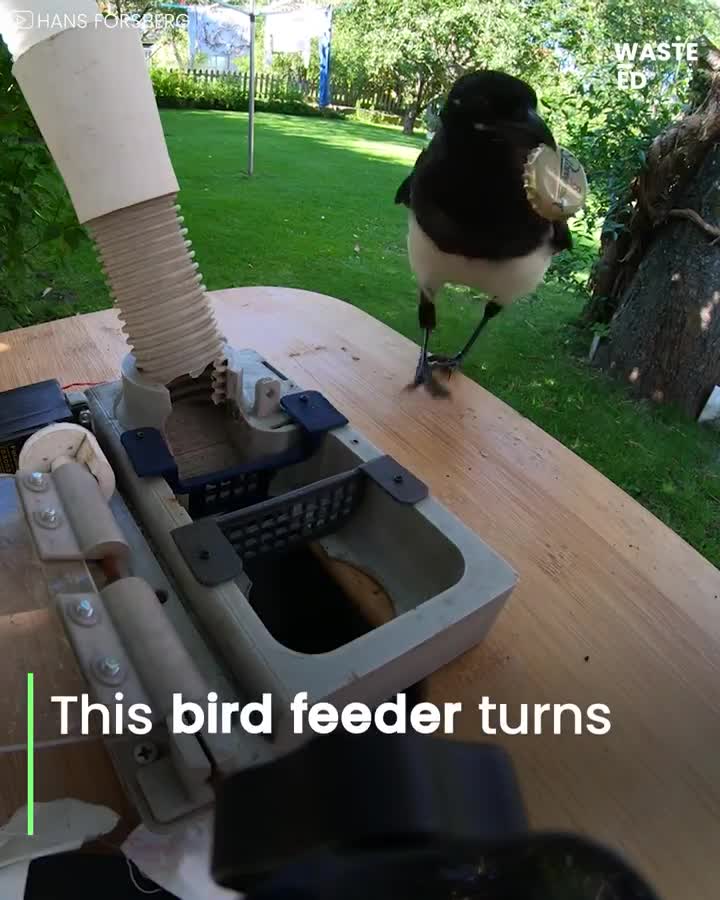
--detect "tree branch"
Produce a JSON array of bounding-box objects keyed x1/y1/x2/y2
[{"x1": 667, "y1": 207, "x2": 720, "y2": 241}]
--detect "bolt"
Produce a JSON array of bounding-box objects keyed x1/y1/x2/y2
[
  {"x1": 75, "y1": 598, "x2": 94, "y2": 618},
  {"x1": 393, "y1": 474, "x2": 404, "y2": 484},
  {"x1": 93, "y1": 655, "x2": 125, "y2": 685},
  {"x1": 68, "y1": 596, "x2": 98, "y2": 627},
  {"x1": 26, "y1": 471, "x2": 47, "y2": 491},
  {"x1": 78, "y1": 409, "x2": 92, "y2": 428},
  {"x1": 133, "y1": 742, "x2": 159, "y2": 765},
  {"x1": 100, "y1": 657, "x2": 121, "y2": 677},
  {"x1": 35, "y1": 508, "x2": 61, "y2": 529}
]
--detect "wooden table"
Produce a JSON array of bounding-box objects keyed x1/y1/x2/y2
[{"x1": 1, "y1": 287, "x2": 719, "y2": 897}]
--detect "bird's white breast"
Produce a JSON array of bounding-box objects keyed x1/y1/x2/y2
[{"x1": 407, "y1": 213, "x2": 553, "y2": 304}]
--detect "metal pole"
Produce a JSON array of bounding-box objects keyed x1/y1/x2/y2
[{"x1": 248, "y1": 0, "x2": 256, "y2": 176}]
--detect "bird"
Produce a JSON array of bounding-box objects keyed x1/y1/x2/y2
[{"x1": 395, "y1": 70, "x2": 572, "y2": 396}]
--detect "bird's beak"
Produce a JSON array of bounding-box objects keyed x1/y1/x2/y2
[{"x1": 488, "y1": 108, "x2": 557, "y2": 150}]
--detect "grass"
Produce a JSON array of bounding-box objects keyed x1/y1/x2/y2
[{"x1": 12, "y1": 109, "x2": 720, "y2": 567}]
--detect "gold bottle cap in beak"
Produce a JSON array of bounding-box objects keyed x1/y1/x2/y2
[{"x1": 523, "y1": 144, "x2": 587, "y2": 221}]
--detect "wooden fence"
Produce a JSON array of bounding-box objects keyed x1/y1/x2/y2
[{"x1": 185, "y1": 68, "x2": 403, "y2": 114}]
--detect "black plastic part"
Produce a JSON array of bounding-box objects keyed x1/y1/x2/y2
[
  {"x1": 171, "y1": 518, "x2": 245, "y2": 586},
  {"x1": 25, "y1": 852, "x2": 177, "y2": 899},
  {"x1": 0, "y1": 379, "x2": 73, "y2": 473},
  {"x1": 281, "y1": 391, "x2": 349, "y2": 434},
  {"x1": 120, "y1": 428, "x2": 175, "y2": 478},
  {"x1": 212, "y1": 731, "x2": 528, "y2": 890},
  {"x1": 361, "y1": 456, "x2": 429, "y2": 504}
]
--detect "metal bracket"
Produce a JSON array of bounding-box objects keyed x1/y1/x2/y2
[{"x1": 361, "y1": 456, "x2": 429, "y2": 504}]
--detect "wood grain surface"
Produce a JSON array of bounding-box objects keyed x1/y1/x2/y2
[{"x1": 0, "y1": 287, "x2": 719, "y2": 898}]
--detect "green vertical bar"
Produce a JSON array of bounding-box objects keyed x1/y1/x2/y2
[{"x1": 27, "y1": 672, "x2": 34, "y2": 836}]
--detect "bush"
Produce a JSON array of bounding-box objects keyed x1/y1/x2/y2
[
  {"x1": 0, "y1": 40, "x2": 86, "y2": 330},
  {"x1": 150, "y1": 68, "x2": 345, "y2": 119},
  {"x1": 350, "y1": 103, "x2": 402, "y2": 127}
]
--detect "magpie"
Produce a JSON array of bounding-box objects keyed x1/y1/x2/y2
[{"x1": 395, "y1": 70, "x2": 572, "y2": 396}]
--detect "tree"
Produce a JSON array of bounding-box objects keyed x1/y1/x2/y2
[
  {"x1": 334, "y1": 0, "x2": 525, "y2": 133},
  {"x1": 584, "y1": 40, "x2": 720, "y2": 418}
]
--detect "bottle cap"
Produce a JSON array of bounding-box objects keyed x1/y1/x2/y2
[{"x1": 523, "y1": 144, "x2": 587, "y2": 220}]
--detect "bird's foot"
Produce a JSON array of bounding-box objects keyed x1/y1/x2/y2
[
  {"x1": 407, "y1": 356, "x2": 450, "y2": 397},
  {"x1": 427, "y1": 353, "x2": 463, "y2": 377}
]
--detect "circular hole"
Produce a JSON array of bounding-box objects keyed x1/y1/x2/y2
[{"x1": 351, "y1": 439, "x2": 359, "y2": 445}]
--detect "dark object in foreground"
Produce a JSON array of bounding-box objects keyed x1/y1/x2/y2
[{"x1": 212, "y1": 730, "x2": 660, "y2": 900}]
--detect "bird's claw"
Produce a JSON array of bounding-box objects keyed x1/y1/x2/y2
[
  {"x1": 427, "y1": 354, "x2": 462, "y2": 377},
  {"x1": 408, "y1": 357, "x2": 450, "y2": 397}
]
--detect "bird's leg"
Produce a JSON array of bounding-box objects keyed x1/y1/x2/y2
[
  {"x1": 428, "y1": 300, "x2": 502, "y2": 376},
  {"x1": 412, "y1": 291, "x2": 448, "y2": 396}
]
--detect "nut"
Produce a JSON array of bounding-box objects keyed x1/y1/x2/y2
[
  {"x1": 67, "y1": 596, "x2": 99, "y2": 627},
  {"x1": 34, "y1": 508, "x2": 62, "y2": 529},
  {"x1": 25, "y1": 471, "x2": 48, "y2": 492}
]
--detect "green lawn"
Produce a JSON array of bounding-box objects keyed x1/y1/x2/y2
[{"x1": 19, "y1": 108, "x2": 720, "y2": 567}]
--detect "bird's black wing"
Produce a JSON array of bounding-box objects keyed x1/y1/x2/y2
[
  {"x1": 395, "y1": 174, "x2": 413, "y2": 207},
  {"x1": 394, "y1": 144, "x2": 435, "y2": 207},
  {"x1": 551, "y1": 220, "x2": 572, "y2": 253}
]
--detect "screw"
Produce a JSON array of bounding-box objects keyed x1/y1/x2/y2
[
  {"x1": 35, "y1": 508, "x2": 61, "y2": 529},
  {"x1": 133, "y1": 742, "x2": 159, "y2": 765},
  {"x1": 25, "y1": 471, "x2": 48, "y2": 492},
  {"x1": 298, "y1": 394, "x2": 308, "y2": 403},
  {"x1": 78, "y1": 409, "x2": 92, "y2": 428},
  {"x1": 393, "y1": 474, "x2": 404, "y2": 484}
]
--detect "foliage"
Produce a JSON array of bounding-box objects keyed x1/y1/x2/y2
[
  {"x1": 332, "y1": 0, "x2": 526, "y2": 132},
  {"x1": 0, "y1": 39, "x2": 86, "y2": 330},
  {"x1": 150, "y1": 67, "x2": 344, "y2": 117},
  {"x1": 350, "y1": 103, "x2": 402, "y2": 127}
]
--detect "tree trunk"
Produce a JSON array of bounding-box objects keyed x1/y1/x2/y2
[
  {"x1": 591, "y1": 143, "x2": 720, "y2": 419},
  {"x1": 402, "y1": 77, "x2": 426, "y2": 135}
]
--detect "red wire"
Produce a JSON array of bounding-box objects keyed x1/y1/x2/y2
[{"x1": 62, "y1": 381, "x2": 106, "y2": 390}]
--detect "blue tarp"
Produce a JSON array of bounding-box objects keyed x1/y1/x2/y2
[{"x1": 318, "y1": 6, "x2": 332, "y2": 107}]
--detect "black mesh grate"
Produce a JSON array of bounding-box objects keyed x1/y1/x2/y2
[
  {"x1": 189, "y1": 470, "x2": 271, "y2": 518},
  {"x1": 217, "y1": 470, "x2": 364, "y2": 562}
]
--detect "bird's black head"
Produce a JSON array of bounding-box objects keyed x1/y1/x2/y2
[{"x1": 440, "y1": 70, "x2": 556, "y2": 151}]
